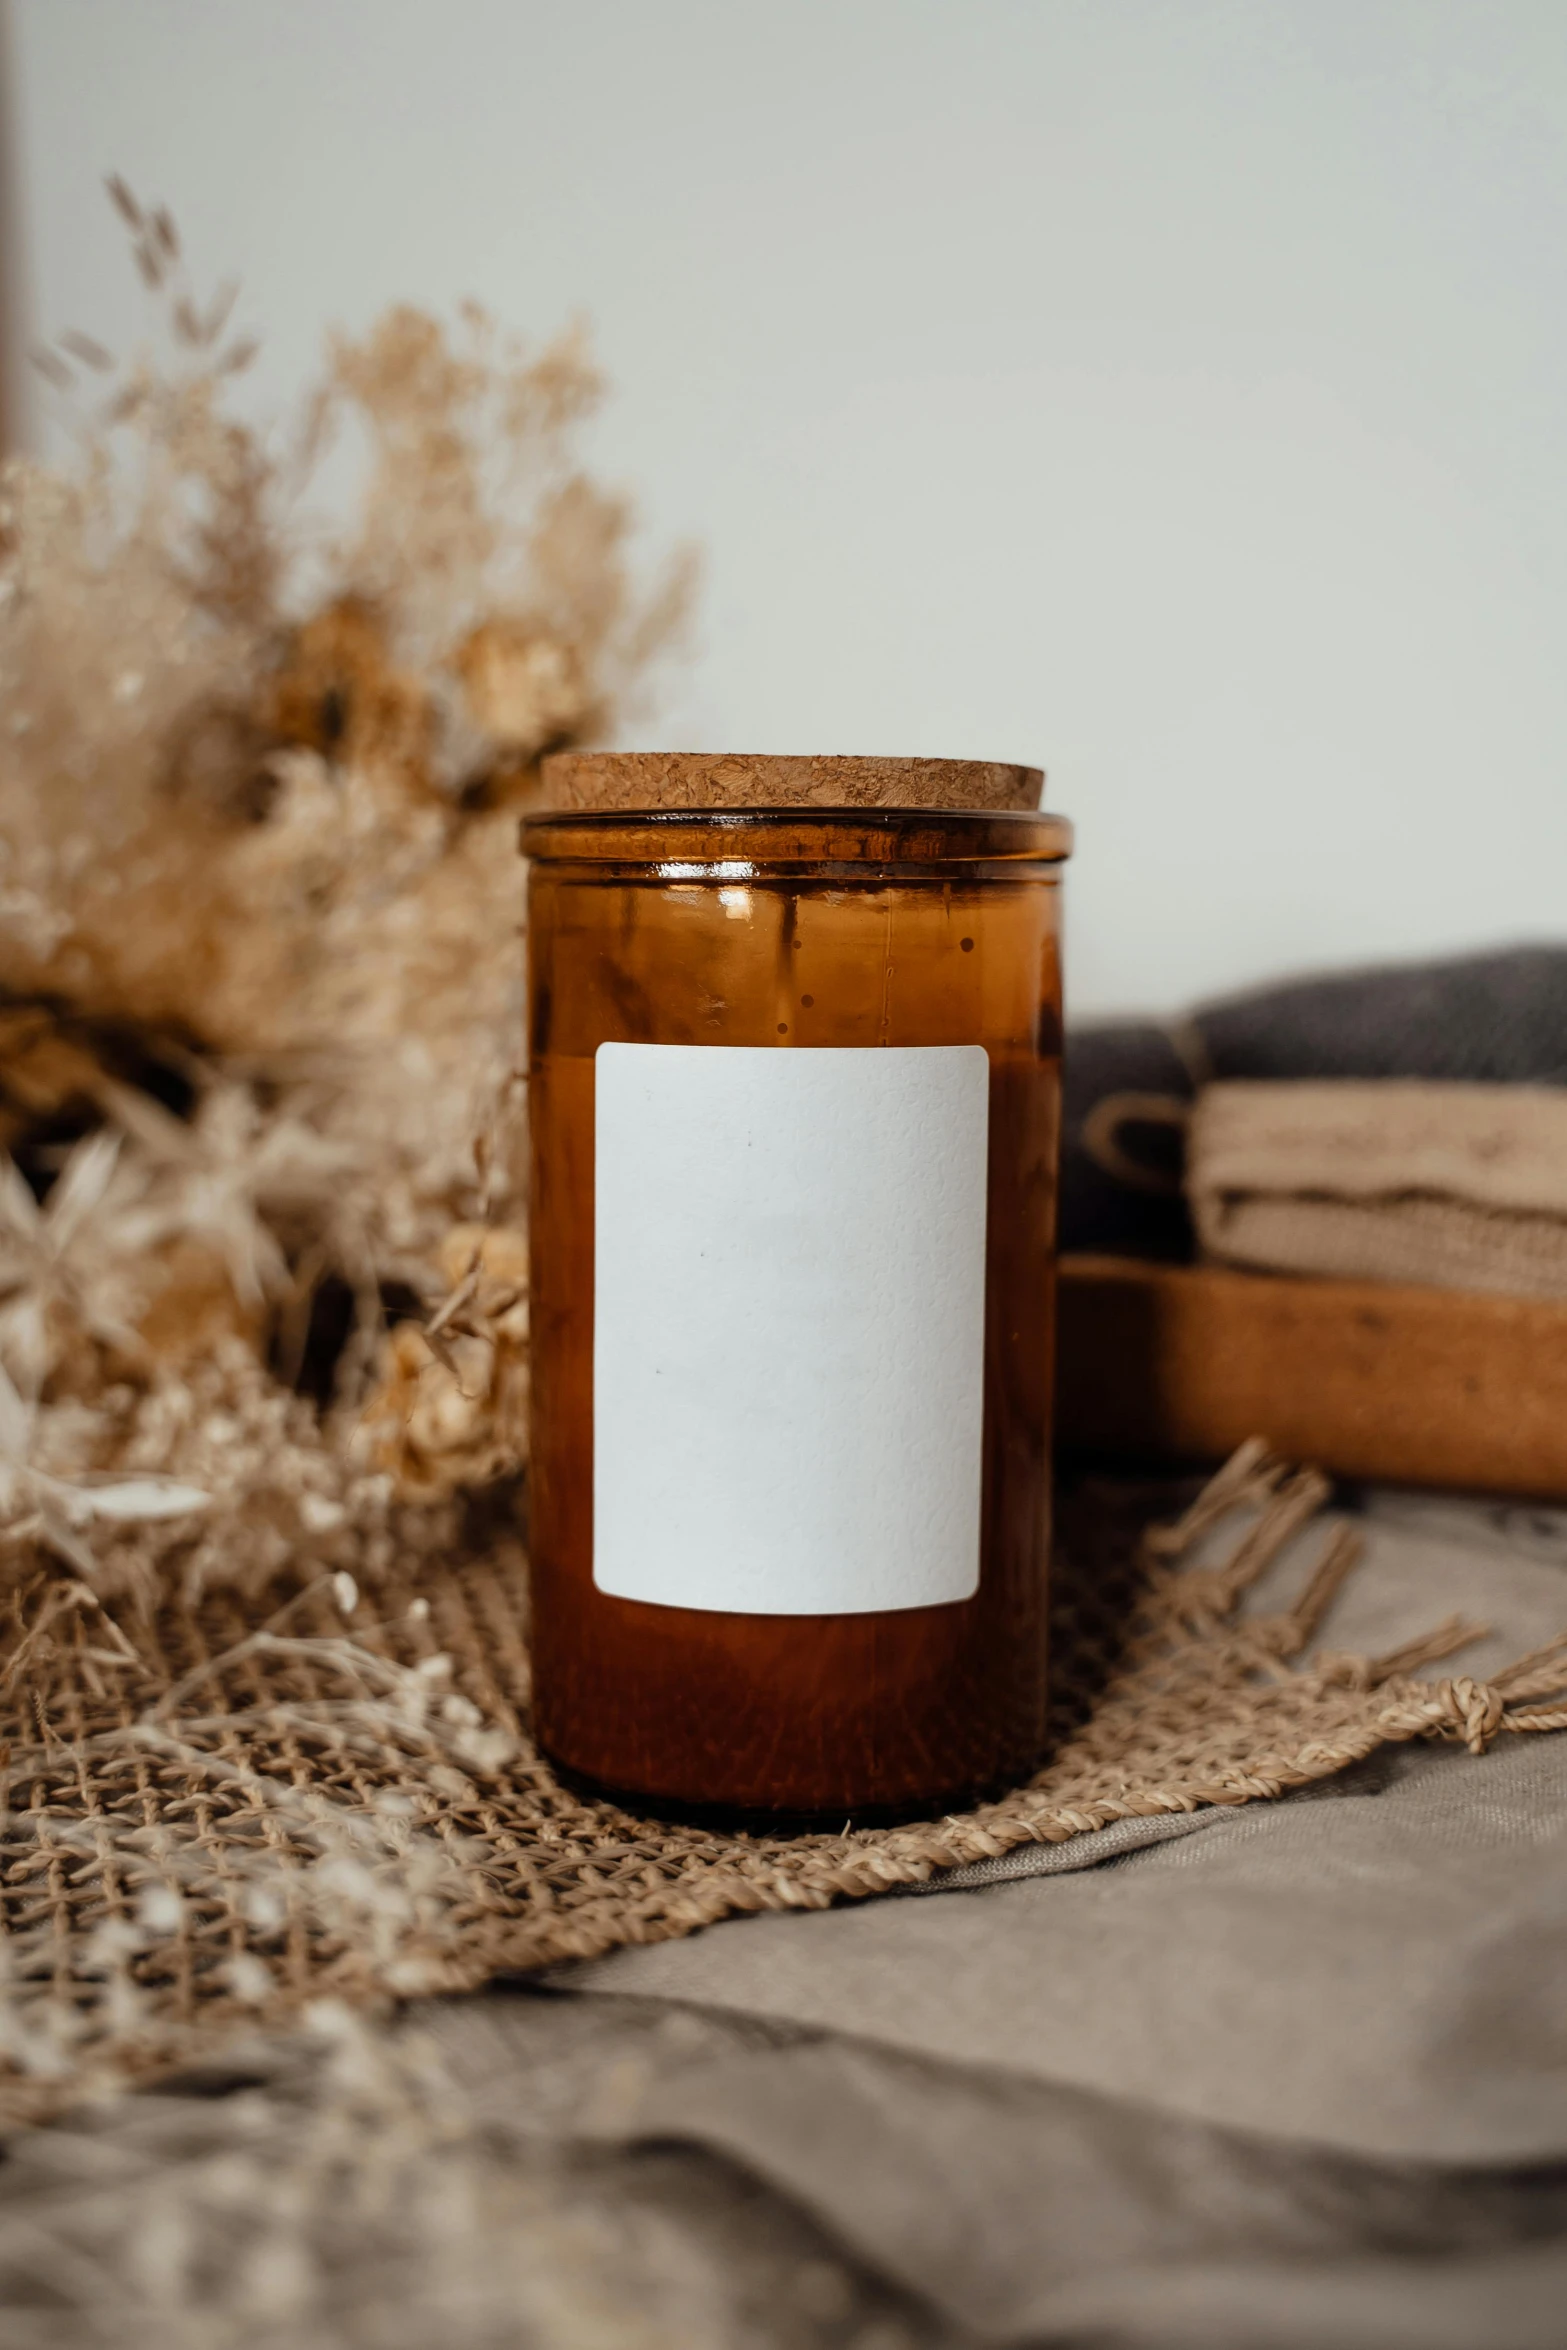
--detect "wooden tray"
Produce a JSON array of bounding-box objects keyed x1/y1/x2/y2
[{"x1": 1056, "y1": 1253, "x2": 1567, "y2": 1499}]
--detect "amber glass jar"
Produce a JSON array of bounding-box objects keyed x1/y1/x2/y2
[{"x1": 522, "y1": 788, "x2": 1072, "y2": 1823}]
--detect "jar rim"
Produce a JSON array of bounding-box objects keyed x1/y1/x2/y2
[{"x1": 520, "y1": 806, "x2": 1073, "y2": 866}]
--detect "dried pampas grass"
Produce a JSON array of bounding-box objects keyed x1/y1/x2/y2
[{"x1": 0, "y1": 181, "x2": 696, "y2": 1624}]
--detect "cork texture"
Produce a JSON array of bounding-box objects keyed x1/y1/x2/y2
[{"x1": 539, "y1": 752, "x2": 1044, "y2": 812}]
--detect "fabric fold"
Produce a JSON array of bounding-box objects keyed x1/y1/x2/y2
[{"x1": 1189, "y1": 1079, "x2": 1567, "y2": 1297}]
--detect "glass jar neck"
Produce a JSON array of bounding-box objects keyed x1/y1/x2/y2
[{"x1": 520, "y1": 806, "x2": 1073, "y2": 874}]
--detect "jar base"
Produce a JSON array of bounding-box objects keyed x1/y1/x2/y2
[{"x1": 538, "y1": 1746, "x2": 1042, "y2": 1839}]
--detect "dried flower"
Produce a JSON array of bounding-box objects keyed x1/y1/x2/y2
[
  {"x1": 0, "y1": 1131, "x2": 146, "y2": 1391},
  {"x1": 0, "y1": 179, "x2": 693, "y2": 1636},
  {"x1": 360, "y1": 1225, "x2": 529, "y2": 1499},
  {"x1": 0, "y1": 1357, "x2": 209, "y2": 1579}
]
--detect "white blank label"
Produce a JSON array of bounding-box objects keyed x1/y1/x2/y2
[{"x1": 593, "y1": 1043, "x2": 989, "y2": 1615}]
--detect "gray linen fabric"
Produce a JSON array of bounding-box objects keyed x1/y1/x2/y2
[
  {"x1": 418, "y1": 1986, "x2": 1567, "y2": 2350},
  {"x1": 561, "y1": 1494, "x2": 1567, "y2": 2166},
  {"x1": 7, "y1": 1486, "x2": 1566, "y2": 2349},
  {"x1": 563, "y1": 1734, "x2": 1567, "y2": 2165},
  {"x1": 24, "y1": 1982, "x2": 1567, "y2": 2350}
]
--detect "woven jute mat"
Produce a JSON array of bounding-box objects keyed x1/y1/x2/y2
[{"x1": 3, "y1": 1441, "x2": 1565, "y2": 2128}]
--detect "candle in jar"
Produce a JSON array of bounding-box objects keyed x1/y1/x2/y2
[{"x1": 522, "y1": 757, "x2": 1071, "y2": 1822}]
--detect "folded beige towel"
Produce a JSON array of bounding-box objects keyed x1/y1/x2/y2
[{"x1": 1187, "y1": 1079, "x2": 1567, "y2": 1299}]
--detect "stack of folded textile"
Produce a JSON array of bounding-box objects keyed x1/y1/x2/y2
[
  {"x1": 1057, "y1": 945, "x2": 1567, "y2": 1495},
  {"x1": 1060, "y1": 942, "x2": 1567, "y2": 1263},
  {"x1": 1187, "y1": 1080, "x2": 1567, "y2": 1300}
]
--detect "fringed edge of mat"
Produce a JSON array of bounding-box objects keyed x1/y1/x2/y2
[{"x1": 475, "y1": 1444, "x2": 1567, "y2": 1949}]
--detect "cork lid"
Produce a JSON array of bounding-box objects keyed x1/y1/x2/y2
[{"x1": 539, "y1": 752, "x2": 1043, "y2": 813}]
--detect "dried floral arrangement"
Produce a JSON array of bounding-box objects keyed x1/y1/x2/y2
[{"x1": 0, "y1": 182, "x2": 695, "y2": 1652}]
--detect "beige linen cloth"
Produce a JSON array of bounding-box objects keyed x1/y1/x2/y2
[{"x1": 1188, "y1": 1078, "x2": 1567, "y2": 1295}]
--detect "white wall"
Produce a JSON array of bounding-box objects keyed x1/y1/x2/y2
[{"x1": 11, "y1": 0, "x2": 1567, "y2": 1017}]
